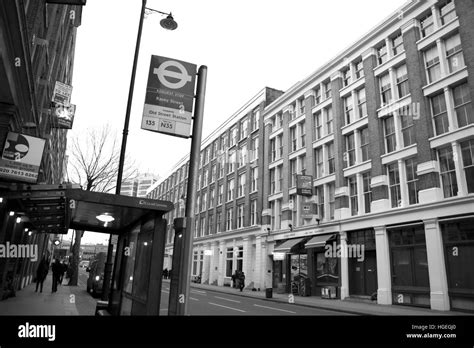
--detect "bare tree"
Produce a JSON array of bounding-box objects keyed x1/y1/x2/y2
[{"x1": 66, "y1": 124, "x2": 137, "y2": 285}]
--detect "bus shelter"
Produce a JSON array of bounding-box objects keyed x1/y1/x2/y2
[{"x1": 0, "y1": 184, "x2": 173, "y2": 315}]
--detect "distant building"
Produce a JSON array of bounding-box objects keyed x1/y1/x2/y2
[{"x1": 121, "y1": 173, "x2": 159, "y2": 197}]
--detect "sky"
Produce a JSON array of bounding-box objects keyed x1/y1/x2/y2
[{"x1": 67, "y1": 0, "x2": 408, "y2": 244}]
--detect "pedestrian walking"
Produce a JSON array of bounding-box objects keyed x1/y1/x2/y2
[
  {"x1": 35, "y1": 257, "x2": 49, "y2": 293},
  {"x1": 51, "y1": 259, "x2": 62, "y2": 293},
  {"x1": 59, "y1": 260, "x2": 67, "y2": 285},
  {"x1": 162, "y1": 268, "x2": 169, "y2": 279},
  {"x1": 239, "y1": 271, "x2": 245, "y2": 292},
  {"x1": 231, "y1": 270, "x2": 239, "y2": 288}
]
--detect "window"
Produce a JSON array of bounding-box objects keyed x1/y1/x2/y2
[
  {"x1": 228, "y1": 150, "x2": 235, "y2": 173},
  {"x1": 270, "y1": 201, "x2": 275, "y2": 229},
  {"x1": 326, "y1": 106, "x2": 333, "y2": 134},
  {"x1": 212, "y1": 141, "x2": 218, "y2": 159},
  {"x1": 315, "y1": 147, "x2": 324, "y2": 178},
  {"x1": 270, "y1": 138, "x2": 276, "y2": 162},
  {"x1": 277, "y1": 134, "x2": 283, "y2": 159},
  {"x1": 209, "y1": 186, "x2": 215, "y2": 208},
  {"x1": 391, "y1": 33, "x2": 403, "y2": 56},
  {"x1": 323, "y1": 81, "x2": 331, "y2": 99},
  {"x1": 430, "y1": 93, "x2": 449, "y2": 135},
  {"x1": 288, "y1": 104, "x2": 296, "y2": 120},
  {"x1": 345, "y1": 133, "x2": 356, "y2": 167},
  {"x1": 229, "y1": 126, "x2": 237, "y2": 147},
  {"x1": 344, "y1": 95, "x2": 354, "y2": 125},
  {"x1": 226, "y1": 247, "x2": 233, "y2": 276},
  {"x1": 380, "y1": 73, "x2": 392, "y2": 105},
  {"x1": 438, "y1": 146, "x2": 458, "y2": 198},
  {"x1": 218, "y1": 156, "x2": 225, "y2": 178},
  {"x1": 348, "y1": 176, "x2": 358, "y2": 216},
  {"x1": 343, "y1": 68, "x2": 351, "y2": 87},
  {"x1": 299, "y1": 97, "x2": 305, "y2": 116},
  {"x1": 461, "y1": 139, "x2": 474, "y2": 193},
  {"x1": 290, "y1": 126, "x2": 297, "y2": 152},
  {"x1": 226, "y1": 208, "x2": 233, "y2": 231},
  {"x1": 240, "y1": 117, "x2": 248, "y2": 139},
  {"x1": 270, "y1": 168, "x2": 276, "y2": 194},
  {"x1": 357, "y1": 88, "x2": 367, "y2": 118},
  {"x1": 196, "y1": 194, "x2": 200, "y2": 213},
  {"x1": 216, "y1": 211, "x2": 222, "y2": 233},
  {"x1": 252, "y1": 109, "x2": 260, "y2": 131},
  {"x1": 445, "y1": 33, "x2": 464, "y2": 73},
  {"x1": 250, "y1": 199, "x2": 258, "y2": 225},
  {"x1": 384, "y1": 116, "x2": 397, "y2": 153},
  {"x1": 201, "y1": 192, "x2": 207, "y2": 212},
  {"x1": 360, "y1": 127, "x2": 369, "y2": 162},
  {"x1": 362, "y1": 172, "x2": 372, "y2": 213},
  {"x1": 396, "y1": 65, "x2": 409, "y2": 99},
  {"x1": 238, "y1": 173, "x2": 245, "y2": 197},
  {"x1": 314, "y1": 86, "x2": 321, "y2": 104},
  {"x1": 202, "y1": 169, "x2": 208, "y2": 188},
  {"x1": 425, "y1": 45, "x2": 441, "y2": 83},
  {"x1": 220, "y1": 134, "x2": 227, "y2": 151},
  {"x1": 290, "y1": 159, "x2": 297, "y2": 187},
  {"x1": 453, "y1": 83, "x2": 473, "y2": 127},
  {"x1": 405, "y1": 158, "x2": 419, "y2": 205},
  {"x1": 316, "y1": 185, "x2": 325, "y2": 220},
  {"x1": 207, "y1": 213, "x2": 214, "y2": 235},
  {"x1": 237, "y1": 204, "x2": 245, "y2": 228},
  {"x1": 275, "y1": 112, "x2": 283, "y2": 130},
  {"x1": 388, "y1": 163, "x2": 401, "y2": 208},
  {"x1": 250, "y1": 136, "x2": 258, "y2": 162},
  {"x1": 227, "y1": 178, "x2": 234, "y2": 201},
  {"x1": 313, "y1": 111, "x2": 322, "y2": 140},
  {"x1": 377, "y1": 43, "x2": 388, "y2": 65},
  {"x1": 327, "y1": 142, "x2": 335, "y2": 174},
  {"x1": 300, "y1": 121, "x2": 306, "y2": 148},
  {"x1": 328, "y1": 183, "x2": 335, "y2": 220},
  {"x1": 355, "y1": 60, "x2": 364, "y2": 79},
  {"x1": 439, "y1": 0, "x2": 456, "y2": 25},
  {"x1": 217, "y1": 184, "x2": 223, "y2": 205},
  {"x1": 236, "y1": 246, "x2": 243, "y2": 272},
  {"x1": 300, "y1": 154, "x2": 306, "y2": 175},
  {"x1": 239, "y1": 144, "x2": 247, "y2": 167},
  {"x1": 250, "y1": 167, "x2": 258, "y2": 192},
  {"x1": 211, "y1": 164, "x2": 216, "y2": 182},
  {"x1": 401, "y1": 113, "x2": 415, "y2": 147},
  {"x1": 420, "y1": 12, "x2": 434, "y2": 37},
  {"x1": 277, "y1": 165, "x2": 283, "y2": 192}
]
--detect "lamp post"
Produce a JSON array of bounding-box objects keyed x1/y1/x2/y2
[{"x1": 101, "y1": 0, "x2": 178, "y2": 302}]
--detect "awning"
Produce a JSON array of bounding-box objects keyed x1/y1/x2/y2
[
  {"x1": 273, "y1": 237, "x2": 305, "y2": 253},
  {"x1": 305, "y1": 234, "x2": 337, "y2": 249}
]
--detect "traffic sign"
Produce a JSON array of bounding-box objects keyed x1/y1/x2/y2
[{"x1": 141, "y1": 55, "x2": 197, "y2": 138}]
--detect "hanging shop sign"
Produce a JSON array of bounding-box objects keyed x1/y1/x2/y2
[
  {"x1": 52, "y1": 81, "x2": 73, "y2": 106},
  {"x1": 52, "y1": 103, "x2": 75, "y2": 129},
  {"x1": 296, "y1": 175, "x2": 313, "y2": 196},
  {"x1": 141, "y1": 55, "x2": 197, "y2": 138},
  {"x1": 0, "y1": 132, "x2": 46, "y2": 183}
]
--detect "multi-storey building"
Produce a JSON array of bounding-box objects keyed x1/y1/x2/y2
[
  {"x1": 150, "y1": 0, "x2": 474, "y2": 312},
  {"x1": 121, "y1": 172, "x2": 159, "y2": 197},
  {"x1": 0, "y1": 1, "x2": 84, "y2": 299}
]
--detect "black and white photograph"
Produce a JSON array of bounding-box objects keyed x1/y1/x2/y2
[{"x1": 0, "y1": 0, "x2": 473, "y2": 346}]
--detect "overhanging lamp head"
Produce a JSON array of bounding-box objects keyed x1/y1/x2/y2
[{"x1": 160, "y1": 13, "x2": 177, "y2": 30}]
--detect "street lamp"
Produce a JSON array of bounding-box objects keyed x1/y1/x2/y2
[{"x1": 101, "y1": 0, "x2": 178, "y2": 302}]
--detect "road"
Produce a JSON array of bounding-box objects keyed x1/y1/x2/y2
[{"x1": 159, "y1": 283, "x2": 355, "y2": 316}]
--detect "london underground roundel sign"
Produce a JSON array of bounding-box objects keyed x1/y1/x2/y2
[{"x1": 142, "y1": 55, "x2": 197, "y2": 138}]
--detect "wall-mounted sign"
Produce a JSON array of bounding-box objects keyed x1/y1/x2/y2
[
  {"x1": 296, "y1": 175, "x2": 313, "y2": 196},
  {"x1": 52, "y1": 103, "x2": 75, "y2": 129},
  {"x1": 0, "y1": 132, "x2": 45, "y2": 183},
  {"x1": 141, "y1": 55, "x2": 197, "y2": 138},
  {"x1": 52, "y1": 81, "x2": 73, "y2": 106}
]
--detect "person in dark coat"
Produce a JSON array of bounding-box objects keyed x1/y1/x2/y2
[
  {"x1": 238, "y1": 271, "x2": 245, "y2": 292},
  {"x1": 51, "y1": 259, "x2": 62, "y2": 293},
  {"x1": 35, "y1": 257, "x2": 49, "y2": 293},
  {"x1": 59, "y1": 261, "x2": 67, "y2": 285}
]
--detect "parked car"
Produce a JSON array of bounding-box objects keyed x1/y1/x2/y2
[
  {"x1": 86, "y1": 252, "x2": 106, "y2": 297},
  {"x1": 79, "y1": 260, "x2": 90, "y2": 269}
]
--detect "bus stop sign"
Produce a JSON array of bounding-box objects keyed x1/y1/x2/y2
[{"x1": 141, "y1": 55, "x2": 197, "y2": 138}]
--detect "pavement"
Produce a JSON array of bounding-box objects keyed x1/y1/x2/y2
[
  {"x1": 180, "y1": 280, "x2": 471, "y2": 316},
  {"x1": 0, "y1": 273, "x2": 96, "y2": 316}
]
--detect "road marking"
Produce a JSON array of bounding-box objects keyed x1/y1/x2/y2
[
  {"x1": 208, "y1": 302, "x2": 246, "y2": 312},
  {"x1": 190, "y1": 290, "x2": 207, "y2": 296},
  {"x1": 253, "y1": 304, "x2": 296, "y2": 314},
  {"x1": 213, "y1": 296, "x2": 241, "y2": 303},
  {"x1": 161, "y1": 289, "x2": 170, "y2": 293},
  {"x1": 190, "y1": 297, "x2": 199, "y2": 301},
  {"x1": 191, "y1": 289, "x2": 206, "y2": 294}
]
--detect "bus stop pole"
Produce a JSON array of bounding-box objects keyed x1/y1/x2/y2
[{"x1": 169, "y1": 65, "x2": 207, "y2": 315}]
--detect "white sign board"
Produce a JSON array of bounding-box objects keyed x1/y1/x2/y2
[{"x1": 52, "y1": 81, "x2": 73, "y2": 106}]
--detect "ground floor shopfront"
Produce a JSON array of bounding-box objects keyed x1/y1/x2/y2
[{"x1": 167, "y1": 196, "x2": 473, "y2": 311}]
